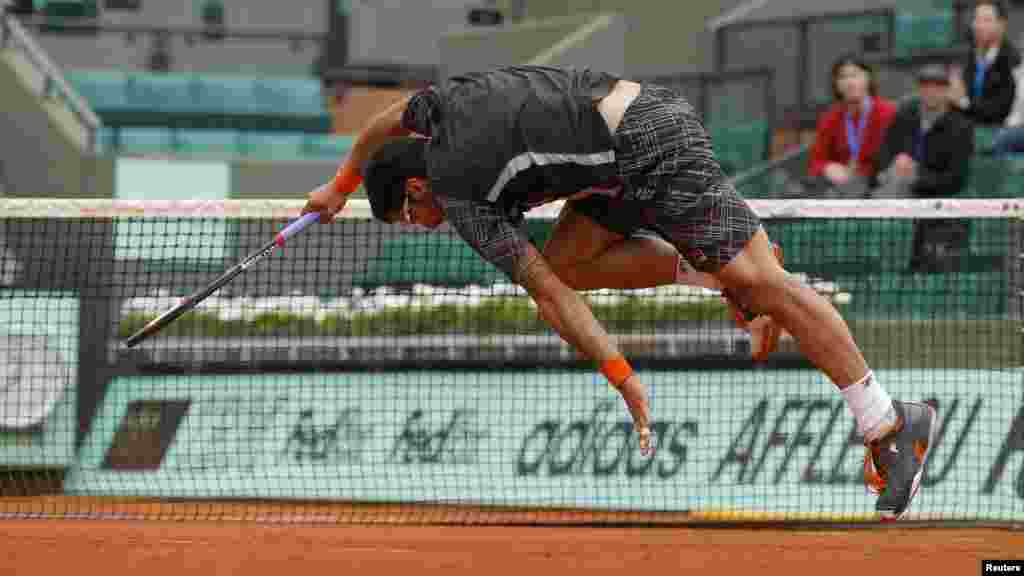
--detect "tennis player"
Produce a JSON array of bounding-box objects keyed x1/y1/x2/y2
[{"x1": 303, "y1": 66, "x2": 937, "y2": 520}]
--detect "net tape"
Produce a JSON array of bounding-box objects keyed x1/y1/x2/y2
[{"x1": 1, "y1": 198, "x2": 1021, "y2": 220}]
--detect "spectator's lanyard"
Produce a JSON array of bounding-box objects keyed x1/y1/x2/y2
[
  {"x1": 975, "y1": 54, "x2": 992, "y2": 97},
  {"x1": 913, "y1": 125, "x2": 926, "y2": 162},
  {"x1": 845, "y1": 97, "x2": 872, "y2": 167}
]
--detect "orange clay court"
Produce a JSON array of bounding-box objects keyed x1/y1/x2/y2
[{"x1": 1, "y1": 499, "x2": 1021, "y2": 574}]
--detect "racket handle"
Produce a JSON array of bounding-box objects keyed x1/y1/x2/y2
[{"x1": 275, "y1": 212, "x2": 320, "y2": 246}]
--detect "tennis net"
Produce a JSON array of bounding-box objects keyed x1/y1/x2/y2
[{"x1": 0, "y1": 197, "x2": 1021, "y2": 524}]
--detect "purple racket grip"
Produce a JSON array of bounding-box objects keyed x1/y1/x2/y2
[{"x1": 274, "y1": 212, "x2": 320, "y2": 246}]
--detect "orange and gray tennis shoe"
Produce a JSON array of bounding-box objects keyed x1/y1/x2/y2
[{"x1": 863, "y1": 400, "x2": 939, "y2": 521}]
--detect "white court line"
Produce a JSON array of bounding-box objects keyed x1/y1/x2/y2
[{"x1": 336, "y1": 547, "x2": 417, "y2": 554}]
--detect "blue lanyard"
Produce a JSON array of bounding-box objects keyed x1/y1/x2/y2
[
  {"x1": 913, "y1": 126, "x2": 926, "y2": 161},
  {"x1": 975, "y1": 55, "x2": 992, "y2": 97},
  {"x1": 845, "y1": 97, "x2": 872, "y2": 162}
]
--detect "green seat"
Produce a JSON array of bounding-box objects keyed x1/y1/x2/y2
[
  {"x1": 67, "y1": 69, "x2": 330, "y2": 132},
  {"x1": 966, "y1": 156, "x2": 1006, "y2": 198},
  {"x1": 762, "y1": 219, "x2": 915, "y2": 275},
  {"x1": 995, "y1": 156, "x2": 1024, "y2": 197},
  {"x1": 975, "y1": 127, "x2": 1000, "y2": 153},
  {"x1": 40, "y1": 0, "x2": 97, "y2": 19},
  {"x1": 104, "y1": 127, "x2": 176, "y2": 155},
  {"x1": 67, "y1": 70, "x2": 129, "y2": 109},
  {"x1": 303, "y1": 134, "x2": 355, "y2": 160},
  {"x1": 101, "y1": 128, "x2": 355, "y2": 160},
  {"x1": 126, "y1": 73, "x2": 196, "y2": 113},
  {"x1": 241, "y1": 132, "x2": 308, "y2": 160},
  {"x1": 175, "y1": 129, "x2": 240, "y2": 155},
  {"x1": 361, "y1": 235, "x2": 504, "y2": 287},
  {"x1": 710, "y1": 121, "x2": 768, "y2": 175},
  {"x1": 822, "y1": 12, "x2": 888, "y2": 37},
  {"x1": 835, "y1": 272, "x2": 1009, "y2": 319},
  {"x1": 969, "y1": 219, "x2": 1013, "y2": 271},
  {"x1": 893, "y1": 11, "x2": 954, "y2": 54}
]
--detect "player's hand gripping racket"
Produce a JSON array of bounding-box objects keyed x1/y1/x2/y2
[{"x1": 122, "y1": 211, "x2": 320, "y2": 349}]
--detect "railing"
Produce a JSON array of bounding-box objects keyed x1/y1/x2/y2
[
  {"x1": 13, "y1": 14, "x2": 328, "y2": 76},
  {"x1": 0, "y1": 10, "x2": 100, "y2": 153}
]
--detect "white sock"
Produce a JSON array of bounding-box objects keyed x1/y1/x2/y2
[
  {"x1": 676, "y1": 256, "x2": 720, "y2": 290},
  {"x1": 840, "y1": 371, "x2": 897, "y2": 442}
]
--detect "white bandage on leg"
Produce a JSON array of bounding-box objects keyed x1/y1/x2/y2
[{"x1": 840, "y1": 371, "x2": 897, "y2": 442}]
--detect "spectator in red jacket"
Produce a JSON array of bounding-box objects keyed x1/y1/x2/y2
[{"x1": 807, "y1": 55, "x2": 897, "y2": 197}]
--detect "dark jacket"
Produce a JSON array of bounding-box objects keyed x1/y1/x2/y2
[
  {"x1": 875, "y1": 100, "x2": 974, "y2": 198},
  {"x1": 961, "y1": 39, "x2": 1022, "y2": 125}
]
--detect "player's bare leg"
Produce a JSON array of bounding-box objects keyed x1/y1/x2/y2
[
  {"x1": 714, "y1": 227, "x2": 938, "y2": 519},
  {"x1": 714, "y1": 227, "x2": 867, "y2": 386},
  {"x1": 543, "y1": 204, "x2": 781, "y2": 360},
  {"x1": 543, "y1": 203, "x2": 678, "y2": 289}
]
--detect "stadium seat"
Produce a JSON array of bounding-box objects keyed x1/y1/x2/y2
[
  {"x1": 303, "y1": 134, "x2": 355, "y2": 160},
  {"x1": 39, "y1": 0, "x2": 97, "y2": 19},
  {"x1": 66, "y1": 70, "x2": 129, "y2": 109},
  {"x1": 992, "y1": 156, "x2": 1024, "y2": 197},
  {"x1": 965, "y1": 156, "x2": 1007, "y2": 198},
  {"x1": 175, "y1": 129, "x2": 241, "y2": 156},
  {"x1": 975, "y1": 126, "x2": 1000, "y2": 154},
  {"x1": 361, "y1": 235, "x2": 504, "y2": 287},
  {"x1": 835, "y1": 271, "x2": 1009, "y2": 319},
  {"x1": 240, "y1": 131, "x2": 308, "y2": 160},
  {"x1": 126, "y1": 72, "x2": 196, "y2": 113},
  {"x1": 101, "y1": 126, "x2": 176, "y2": 155},
  {"x1": 66, "y1": 70, "x2": 332, "y2": 132},
  {"x1": 98, "y1": 126, "x2": 354, "y2": 160},
  {"x1": 893, "y1": 10, "x2": 954, "y2": 54},
  {"x1": 709, "y1": 121, "x2": 769, "y2": 175}
]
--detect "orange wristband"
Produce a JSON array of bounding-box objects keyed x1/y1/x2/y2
[
  {"x1": 331, "y1": 162, "x2": 363, "y2": 197},
  {"x1": 600, "y1": 356, "x2": 633, "y2": 389}
]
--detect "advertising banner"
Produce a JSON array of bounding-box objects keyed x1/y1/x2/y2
[
  {"x1": 0, "y1": 291, "x2": 78, "y2": 467},
  {"x1": 66, "y1": 369, "x2": 1024, "y2": 520}
]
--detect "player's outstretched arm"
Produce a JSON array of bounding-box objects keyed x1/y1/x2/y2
[
  {"x1": 516, "y1": 242, "x2": 652, "y2": 455},
  {"x1": 303, "y1": 96, "x2": 413, "y2": 222}
]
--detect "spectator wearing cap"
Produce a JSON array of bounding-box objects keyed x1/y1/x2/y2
[
  {"x1": 875, "y1": 64, "x2": 975, "y2": 272},
  {"x1": 807, "y1": 55, "x2": 897, "y2": 198},
  {"x1": 949, "y1": 0, "x2": 1020, "y2": 126},
  {"x1": 874, "y1": 64, "x2": 974, "y2": 199}
]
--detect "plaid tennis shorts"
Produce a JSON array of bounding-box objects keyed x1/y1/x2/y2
[{"x1": 570, "y1": 83, "x2": 762, "y2": 273}]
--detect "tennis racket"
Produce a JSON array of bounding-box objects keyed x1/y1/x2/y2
[{"x1": 122, "y1": 211, "x2": 320, "y2": 349}]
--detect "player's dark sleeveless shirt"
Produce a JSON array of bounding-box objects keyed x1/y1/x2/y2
[
  {"x1": 399, "y1": 66, "x2": 623, "y2": 280},
  {"x1": 400, "y1": 65, "x2": 622, "y2": 212}
]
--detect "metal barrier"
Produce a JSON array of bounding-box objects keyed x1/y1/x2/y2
[{"x1": 0, "y1": 10, "x2": 100, "y2": 153}]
